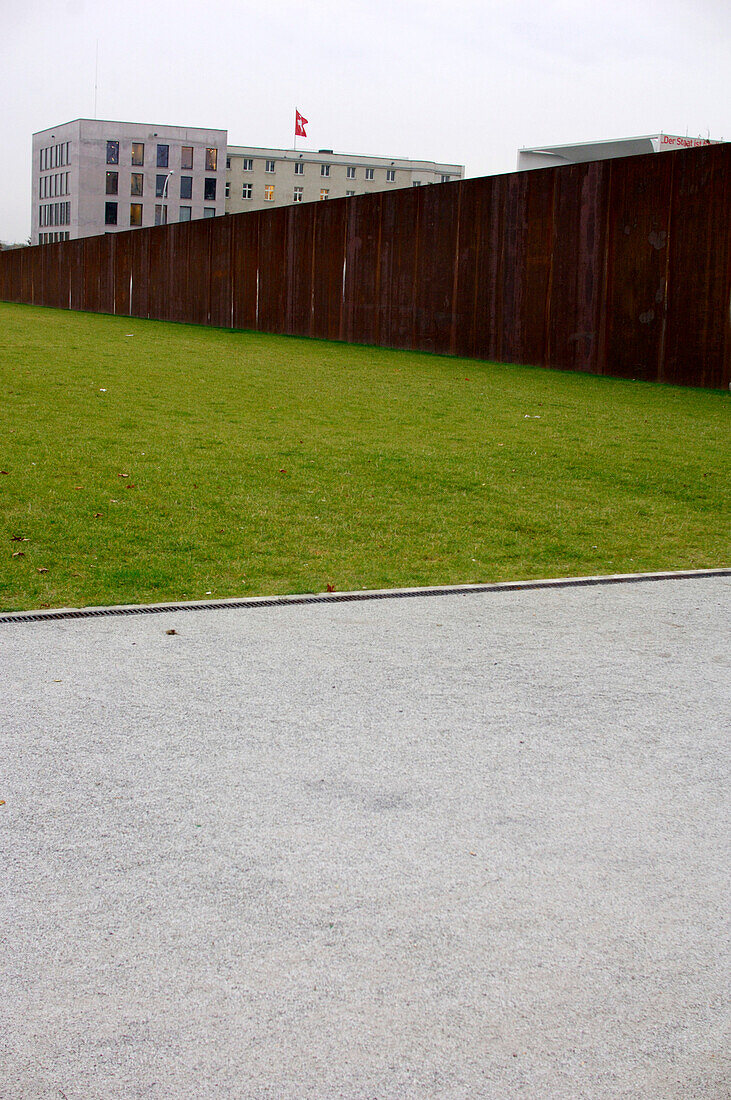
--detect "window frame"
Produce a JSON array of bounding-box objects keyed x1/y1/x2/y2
[
  {"x1": 106, "y1": 140, "x2": 119, "y2": 165},
  {"x1": 205, "y1": 147, "x2": 218, "y2": 171},
  {"x1": 181, "y1": 146, "x2": 194, "y2": 170},
  {"x1": 263, "y1": 184, "x2": 275, "y2": 201},
  {"x1": 265, "y1": 160, "x2": 276, "y2": 173},
  {"x1": 129, "y1": 202, "x2": 143, "y2": 227},
  {"x1": 365, "y1": 167, "x2": 374, "y2": 180},
  {"x1": 156, "y1": 144, "x2": 169, "y2": 168},
  {"x1": 131, "y1": 172, "x2": 144, "y2": 197},
  {"x1": 131, "y1": 142, "x2": 145, "y2": 166},
  {"x1": 105, "y1": 171, "x2": 119, "y2": 196}
]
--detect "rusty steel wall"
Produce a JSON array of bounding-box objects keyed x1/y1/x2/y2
[{"x1": 1, "y1": 143, "x2": 729, "y2": 389}]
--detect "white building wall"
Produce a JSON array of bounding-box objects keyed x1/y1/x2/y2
[
  {"x1": 225, "y1": 147, "x2": 464, "y2": 214},
  {"x1": 517, "y1": 134, "x2": 722, "y2": 171},
  {"x1": 32, "y1": 119, "x2": 227, "y2": 244}
]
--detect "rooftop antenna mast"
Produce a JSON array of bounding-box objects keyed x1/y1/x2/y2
[{"x1": 94, "y1": 40, "x2": 99, "y2": 119}]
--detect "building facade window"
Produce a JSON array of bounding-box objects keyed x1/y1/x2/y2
[
  {"x1": 131, "y1": 142, "x2": 144, "y2": 166},
  {"x1": 346, "y1": 166, "x2": 356, "y2": 179},
  {"x1": 179, "y1": 206, "x2": 192, "y2": 221},
  {"x1": 226, "y1": 156, "x2": 231, "y2": 169},
  {"x1": 157, "y1": 144, "x2": 169, "y2": 168},
  {"x1": 320, "y1": 188, "x2": 329, "y2": 200},
  {"x1": 365, "y1": 168, "x2": 374, "y2": 180},
  {"x1": 205, "y1": 148, "x2": 217, "y2": 171},
  {"x1": 225, "y1": 181, "x2": 230, "y2": 198},
  {"x1": 264, "y1": 184, "x2": 275, "y2": 201},
  {"x1": 156, "y1": 175, "x2": 169, "y2": 197},
  {"x1": 154, "y1": 205, "x2": 168, "y2": 226},
  {"x1": 242, "y1": 183, "x2": 252, "y2": 199},
  {"x1": 105, "y1": 202, "x2": 118, "y2": 225},
  {"x1": 181, "y1": 146, "x2": 193, "y2": 169},
  {"x1": 294, "y1": 161, "x2": 304, "y2": 175},
  {"x1": 440, "y1": 174, "x2": 450, "y2": 183},
  {"x1": 203, "y1": 207, "x2": 215, "y2": 218},
  {"x1": 242, "y1": 158, "x2": 253, "y2": 171},
  {"x1": 386, "y1": 169, "x2": 395, "y2": 182},
  {"x1": 180, "y1": 175, "x2": 192, "y2": 200},
  {"x1": 265, "y1": 160, "x2": 275, "y2": 173},
  {"x1": 320, "y1": 164, "x2": 330, "y2": 176},
  {"x1": 106, "y1": 171, "x2": 118, "y2": 195},
  {"x1": 293, "y1": 187, "x2": 303, "y2": 201},
  {"x1": 129, "y1": 203, "x2": 143, "y2": 226},
  {"x1": 204, "y1": 178, "x2": 217, "y2": 201},
  {"x1": 346, "y1": 190, "x2": 355, "y2": 197},
  {"x1": 131, "y1": 173, "x2": 144, "y2": 197},
  {"x1": 106, "y1": 140, "x2": 119, "y2": 165},
  {"x1": 412, "y1": 180, "x2": 421, "y2": 186}
]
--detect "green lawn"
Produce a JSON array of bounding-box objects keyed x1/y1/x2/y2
[{"x1": 1, "y1": 302, "x2": 728, "y2": 611}]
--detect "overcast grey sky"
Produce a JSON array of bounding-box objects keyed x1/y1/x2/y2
[{"x1": 1, "y1": 0, "x2": 728, "y2": 242}]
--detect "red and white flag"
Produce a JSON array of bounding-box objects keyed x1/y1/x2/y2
[{"x1": 295, "y1": 110, "x2": 308, "y2": 138}]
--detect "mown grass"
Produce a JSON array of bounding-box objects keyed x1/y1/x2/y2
[{"x1": 0, "y1": 301, "x2": 728, "y2": 611}]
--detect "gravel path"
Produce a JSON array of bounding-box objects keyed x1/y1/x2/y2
[{"x1": 2, "y1": 574, "x2": 729, "y2": 1099}]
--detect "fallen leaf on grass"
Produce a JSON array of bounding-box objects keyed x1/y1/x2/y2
[
  {"x1": 11, "y1": 535, "x2": 29, "y2": 542},
  {"x1": 37, "y1": 567, "x2": 48, "y2": 574},
  {"x1": 118, "y1": 473, "x2": 129, "y2": 478},
  {"x1": 12, "y1": 550, "x2": 25, "y2": 558},
  {"x1": 73, "y1": 486, "x2": 84, "y2": 490},
  {"x1": 125, "y1": 484, "x2": 136, "y2": 489},
  {"x1": 94, "y1": 512, "x2": 103, "y2": 518},
  {"x1": 326, "y1": 583, "x2": 335, "y2": 592},
  {"x1": 0, "y1": 470, "x2": 9, "y2": 475},
  {"x1": 279, "y1": 468, "x2": 287, "y2": 474}
]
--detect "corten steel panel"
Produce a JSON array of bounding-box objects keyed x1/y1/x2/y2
[
  {"x1": 68, "y1": 239, "x2": 85, "y2": 313},
  {"x1": 602, "y1": 152, "x2": 674, "y2": 382},
  {"x1": 19, "y1": 248, "x2": 35, "y2": 304},
  {"x1": 112, "y1": 231, "x2": 134, "y2": 317},
  {"x1": 98, "y1": 235, "x2": 116, "y2": 315},
  {"x1": 231, "y1": 211, "x2": 260, "y2": 331},
  {"x1": 129, "y1": 229, "x2": 150, "y2": 320},
  {"x1": 343, "y1": 192, "x2": 383, "y2": 346},
  {"x1": 147, "y1": 224, "x2": 173, "y2": 322},
  {"x1": 284, "y1": 201, "x2": 316, "y2": 336},
  {"x1": 257, "y1": 206, "x2": 288, "y2": 335},
  {"x1": 662, "y1": 144, "x2": 731, "y2": 389},
  {"x1": 454, "y1": 175, "x2": 505, "y2": 363},
  {"x1": 81, "y1": 236, "x2": 104, "y2": 314},
  {"x1": 377, "y1": 186, "x2": 422, "y2": 350},
  {"x1": 184, "y1": 219, "x2": 214, "y2": 327},
  {"x1": 520, "y1": 170, "x2": 556, "y2": 367},
  {"x1": 546, "y1": 161, "x2": 609, "y2": 375},
  {"x1": 413, "y1": 182, "x2": 461, "y2": 355},
  {"x1": 311, "y1": 198, "x2": 348, "y2": 342},
  {"x1": 41, "y1": 241, "x2": 60, "y2": 308},
  {"x1": 209, "y1": 216, "x2": 234, "y2": 329},
  {"x1": 162, "y1": 221, "x2": 192, "y2": 324}
]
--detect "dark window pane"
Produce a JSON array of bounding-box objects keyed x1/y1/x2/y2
[
  {"x1": 156, "y1": 174, "x2": 168, "y2": 197},
  {"x1": 180, "y1": 175, "x2": 192, "y2": 200},
  {"x1": 179, "y1": 206, "x2": 192, "y2": 222},
  {"x1": 157, "y1": 144, "x2": 169, "y2": 168},
  {"x1": 205, "y1": 147, "x2": 217, "y2": 171},
  {"x1": 105, "y1": 202, "x2": 118, "y2": 225},
  {"x1": 131, "y1": 142, "x2": 144, "y2": 166},
  {"x1": 203, "y1": 207, "x2": 215, "y2": 218},
  {"x1": 130, "y1": 173, "x2": 144, "y2": 196},
  {"x1": 204, "y1": 178, "x2": 216, "y2": 201},
  {"x1": 105, "y1": 172, "x2": 118, "y2": 195},
  {"x1": 181, "y1": 146, "x2": 193, "y2": 169},
  {"x1": 106, "y1": 140, "x2": 119, "y2": 165}
]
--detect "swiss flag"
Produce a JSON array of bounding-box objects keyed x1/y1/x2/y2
[{"x1": 295, "y1": 110, "x2": 308, "y2": 138}]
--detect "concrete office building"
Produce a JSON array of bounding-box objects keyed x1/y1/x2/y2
[
  {"x1": 32, "y1": 119, "x2": 227, "y2": 244},
  {"x1": 225, "y1": 146, "x2": 464, "y2": 213},
  {"x1": 517, "y1": 133, "x2": 722, "y2": 171}
]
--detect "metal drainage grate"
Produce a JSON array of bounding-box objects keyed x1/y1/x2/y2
[{"x1": 0, "y1": 569, "x2": 728, "y2": 626}]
